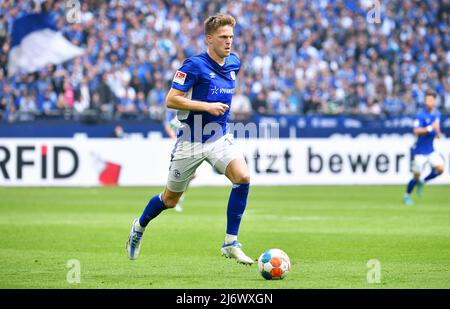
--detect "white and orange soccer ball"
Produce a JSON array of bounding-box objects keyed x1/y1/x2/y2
[{"x1": 257, "y1": 248, "x2": 291, "y2": 280}]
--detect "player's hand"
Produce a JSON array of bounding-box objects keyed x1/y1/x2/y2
[{"x1": 207, "y1": 103, "x2": 229, "y2": 116}]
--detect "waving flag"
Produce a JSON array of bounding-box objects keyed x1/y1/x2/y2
[{"x1": 8, "y1": 12, "x2": 84, "y2": 77}]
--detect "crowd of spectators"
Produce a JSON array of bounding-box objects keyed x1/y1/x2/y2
[{"x1": 0, "y1": 0, "x2": 449, "y2": 123}]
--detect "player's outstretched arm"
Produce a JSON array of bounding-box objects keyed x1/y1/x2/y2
[
  {"x1": 166, "y1": 88, "x2": 229, "y2": 116},
  {"x1": 414, "y1": 127, "x2": 430, "y2": 136},
  {"x1": 413, "y1": 121, "x2": 439, "y2": 136}
]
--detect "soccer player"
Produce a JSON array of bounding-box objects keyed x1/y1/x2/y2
[
  {"x1": 403, "y1": 90, "x2": 444, "y2": 205},
  {"x1": 126, "y1": 14, "x2": 254, "y2": 264}
]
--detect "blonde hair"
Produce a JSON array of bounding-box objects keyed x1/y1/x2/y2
[{"x1": 204, "y1": 14, "x2": 236, "y2": 35}]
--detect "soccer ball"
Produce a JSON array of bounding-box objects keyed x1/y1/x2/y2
[{"x1": 257, "y1": 248, "x2": 291, "y2": 280}]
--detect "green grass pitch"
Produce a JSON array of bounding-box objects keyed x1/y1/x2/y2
[{"x1": 0, "y1": 186, "x2": 449, "y2": 289}]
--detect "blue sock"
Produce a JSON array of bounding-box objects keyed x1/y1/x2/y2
[
  {"x1": 139, "y1": 194, "x2": 167, "y2": 227},
  {"x1": 424, "y1": 169, "x2": 440, "y2": 182},
  {"x1": 226, "y1": 183, "x2": 250, "y2": 236},
  {"x1": 406, "y1": 179, "x2": 417, "y2": 194}
]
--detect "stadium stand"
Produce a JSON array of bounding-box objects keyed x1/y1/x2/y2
[{"x1": 0, "y1": 0, "x2": 449, "y2": 124}]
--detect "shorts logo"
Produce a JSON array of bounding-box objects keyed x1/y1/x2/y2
[
  {"x1": 173, "y1": 71, "x2": 187, "y2": 85},
  {"x1": 173, "y1": 169, "x2": 181, "y2": 178},
  {"x1": 230, "y1": 71, "x2": 236, "y2": 80}
]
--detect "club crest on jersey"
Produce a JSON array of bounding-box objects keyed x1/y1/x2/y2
[
  {"x1": 230, "y1": 71, "x2": 236, "y2": 80},
  {"x1": 209, "y1": 72, "x2": 216, "y2": 79},
  {"x1": 173, "y1": 71, "x2": 187, "y2": 85}
]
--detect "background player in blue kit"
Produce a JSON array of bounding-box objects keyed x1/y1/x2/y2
[
  {"x1": 404, "y1": 90, "x2": 445, "y2": 206},
  {"x1": 126, "y1": 14, "x2": 254, "y2": 264}
]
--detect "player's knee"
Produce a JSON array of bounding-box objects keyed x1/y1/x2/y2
[
  {"x1": 435, "y1": 166, "x2": 444, "y2": 174},
  {"x1": 413, "y1": 173, "x2": 421, "y2": 180},
  {"x1": 235, "y1": 173, "x2": 250, "y2": 184},
  {"x1": 162, "y1": 195, "x2": 179, "y2": 208}
]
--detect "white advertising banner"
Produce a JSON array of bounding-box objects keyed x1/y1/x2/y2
[{"x1": 0, "y1": 136, "x2": 449, "y2": 186}]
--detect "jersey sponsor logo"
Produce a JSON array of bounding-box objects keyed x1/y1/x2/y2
[
  {"x1": 219, "y1": 88, "x2": 235, "y2": 94},
  {"x1": 209, "y1": 86, "x2": 235, "y2": 95},
  {"x1": 211, "y1": 86, "x2": 219, "y2": 95},
  {"x1": 230, "y1": 71, "x2": 236, "y2": 80},
  {"x1": 173, "y1": 71, "x2": 187, "y2": 85}
]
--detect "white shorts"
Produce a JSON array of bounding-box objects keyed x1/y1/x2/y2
[
  {"x1": 166, "y1": 134, "x2": 244, "y2": 192},
  {"x1": 412, "y1": 152, "x2": 444, "y2": 174}
]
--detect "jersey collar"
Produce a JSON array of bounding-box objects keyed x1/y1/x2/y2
[{"x1": 204, "y1": 51, "x2": 227, "y2": 69}]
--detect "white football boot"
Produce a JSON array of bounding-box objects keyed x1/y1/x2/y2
[
  {"x1": 126, "y1": 218, "x2": 144, "y2": 260},
  {"x1": 221, "y1": 241, "x2": 254, "y2": 265}
]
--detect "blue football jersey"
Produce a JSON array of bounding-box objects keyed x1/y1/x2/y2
[
  {"x1": 413, "y1": 108, "x2": 441, "y2": 155},
  {"x1": 170, "y1": 52, "x2": 240, "y2": 143}
]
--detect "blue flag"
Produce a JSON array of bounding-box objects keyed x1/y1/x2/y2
[{"x1": 8, "y1": 12, "x2": 84, "y2": 77}]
